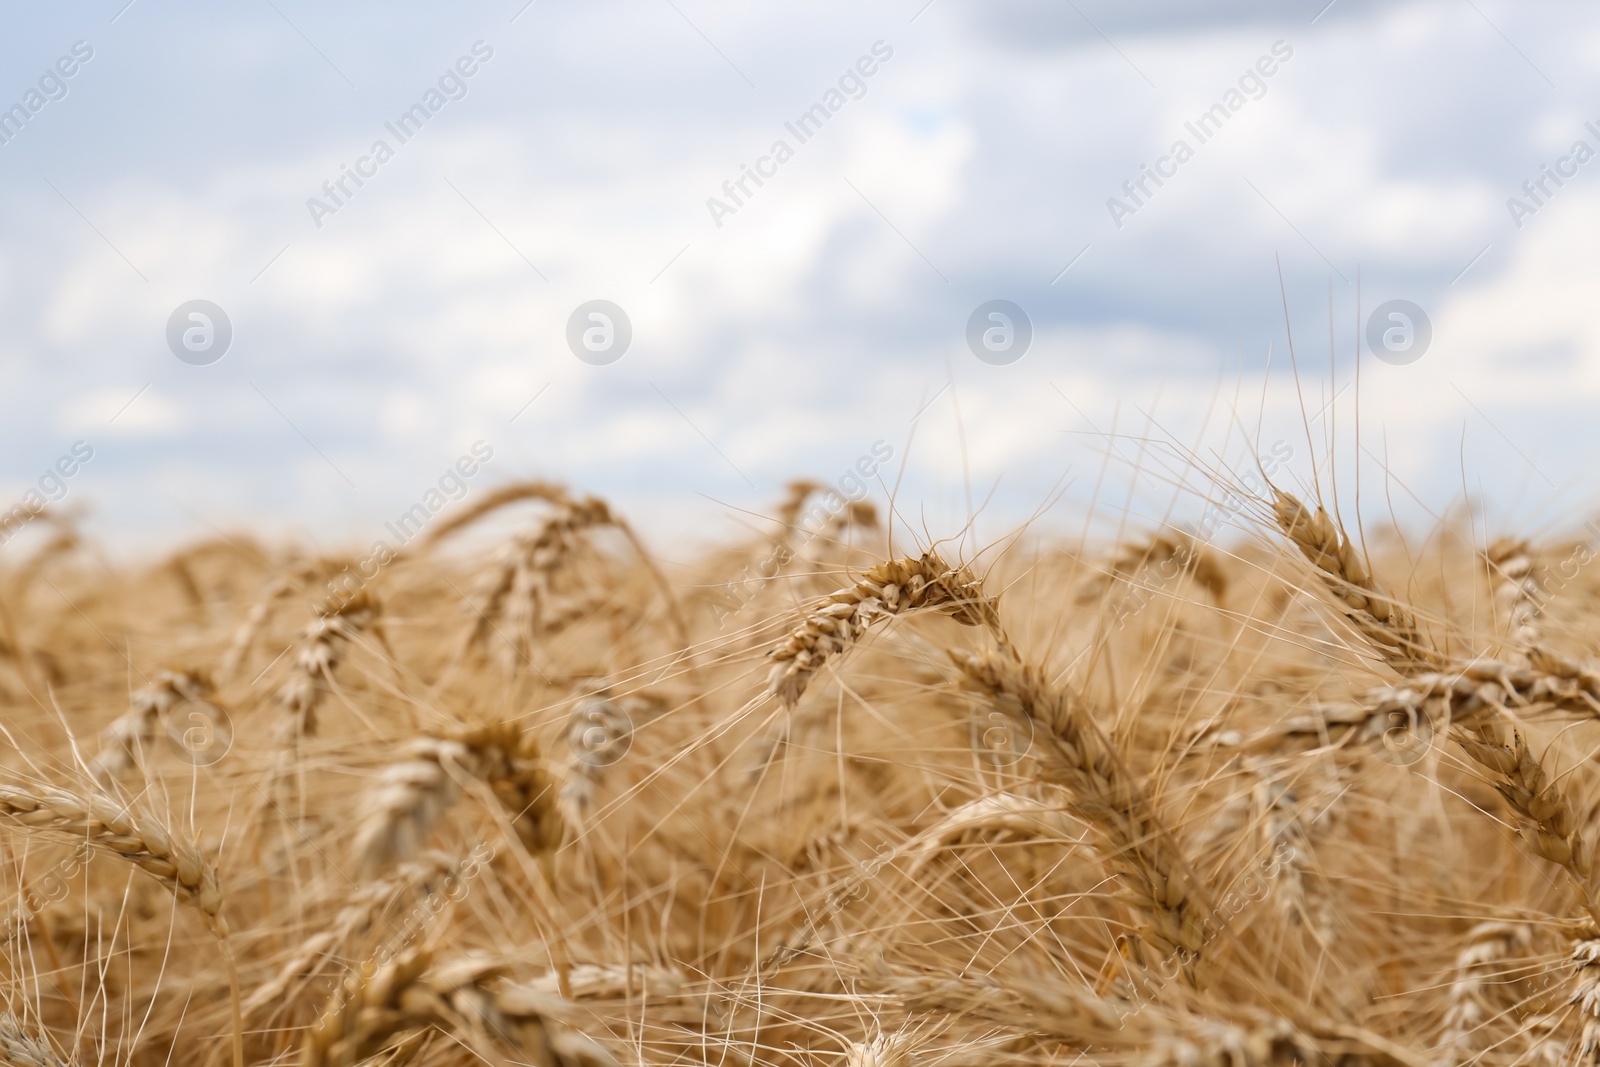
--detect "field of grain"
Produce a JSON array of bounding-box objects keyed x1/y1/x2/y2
[{"x1": 4, "y1": 475, "x2": 1600, "y2": 1066}]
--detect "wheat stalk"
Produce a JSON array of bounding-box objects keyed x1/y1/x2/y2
[{"x1": 767, "y1": 553, "x2": 998, "y2": 707}]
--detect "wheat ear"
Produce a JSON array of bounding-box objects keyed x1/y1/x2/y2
[
  {"x1": 218, "y1": 574, "x2": 292, "y2": 682},
  {"x1": 843, "y1": 1032, "x2": 910, "y2": 1067},
  {"x1": 355, "y1": 724, "x2": 562, "y2": 880},
  {"x1": 1570, "y1": 939, "x2": 1600, "y2": 1064},
  {"x1": 304, "y1": 947, "x2": 615, "y2": 1067},
  {"x1": 1272, "y1": 488, "x2": 1441, "y2": 673},
  {"x1": 1439, "y1": 921, "x2": 1534, "y2": 1054},
  {"x1": 952, "y1": 646, "x2": 1214, "y2": 969},
  {"x1": 767, "y1": 552, "x2": 998, "y2": 707},
  {"x1": 244, "y1": 852, "x2": 457, "y2": 1018},
  {"x1": 1487, "y1": 537, "x2": 1542, "y2": 655},
  {"x1": 275, "y1": 590, "x2": 381, "y2": 741},
  {"x1": 1453, "y1": 720, "x2": 1600, "y2": 924},
  {"x1": 1221, "y1": 652, "x2": 1600, "y2": 763},
  {"x1": 560, "y1": 688, "x2": 660, "y2": 820},
  {"x1": 90, "y1": 668, "x2": 215, "y2": 782},
  {"x1": 302, "y1": 946, "x2": 439, "y2": 1067},
  {"x1": 0, "y1": 1014, "x2": 74, "y2": 1067},
  {"x1": 0, "y1": 782, "x2": 224, "y2": 932},
  {"x1": 415, "y1": 480, "x2": 574, "y2": 549},
  {"x1": 0, "y1": 782, "x2": 243, "y2": 1067},
  {"x1": 1079, "y1": 529, "x2": 1228, "y2": 605}
]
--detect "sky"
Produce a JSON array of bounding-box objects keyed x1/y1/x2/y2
[{"x1": 1, "y1": 0, "x2": 1598, "y2": 557}]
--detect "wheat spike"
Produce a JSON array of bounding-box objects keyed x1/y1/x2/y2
[
  {"x1": 275, "y1": 590, "x2": 380, "y2": 741},
  {"x1": 355, "y1": 723, "x2": 562, "y2": 879},
  {"x1": 303, "y1": 947, "x2": 615, "y2": 1067},
  {"x1": 0, "y1": 781, "x2": 225, "y2": 935},
  {"x1": 302, "y1": 945, "x2": 439, "y2": 1067},
  {"x1": 1453, "y1": 720, "x2": 1600, "y2": 923},
  {"x1": 1272, "y1": 488, "x2": 1441, "y2": 673},
  {"x1": 1079, "y1": 529, "x2": 1228, "y2": 605},
  {"x1": 767, "y1": 553, "x2": 998, "y2": 707},
  {"x1": 244, "y1": 852, "x2": 458, "y2": 1017},
  {"x1": 1439, "y1": 921, "x2": 1534, "y2": 1054},
  {"x1": 90, "y1": 668, "x2": 215, "y2": 782},
  {"x1": 0, "y1": 1014, "x2": 73, "y2": 1067},
  {"x1": 843, "y1": 1032, "x2": 910, "y2": 1067},
  {"x1": 953, "y1": 645, "x2": 1213, "y2": 968},
  {"x1": 416, "y1": 481, "x2": 574, "y2": 549},
  {"x1": 1570, "y1": 939, "x2": 1600, "y2": 1064},
  {"x1": 1487, "y1": 537, "x2": 1542, "y2": 655}
]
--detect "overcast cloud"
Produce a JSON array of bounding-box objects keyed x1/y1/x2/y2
[{"x1": 1, "y1": 0, "x2": 1596, "y2": 554}]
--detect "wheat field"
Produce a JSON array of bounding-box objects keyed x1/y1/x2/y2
[{"x1": 2, "y1": 471, "x2": 1599, "y2": 1067}]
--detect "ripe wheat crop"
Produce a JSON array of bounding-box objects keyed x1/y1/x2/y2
[{"x1": 5, "y1": 465, "x2": 1600, "y2": 1067}]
